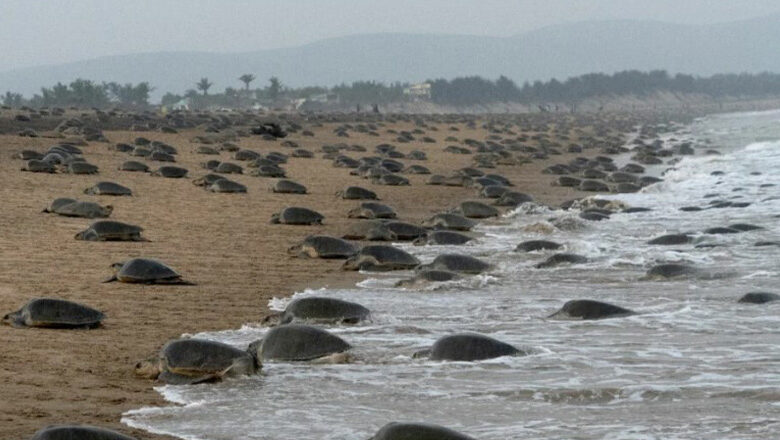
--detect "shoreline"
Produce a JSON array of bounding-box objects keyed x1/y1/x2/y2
[{"x1": 0, "y1": 109, "x2": 730, "y2": 439}]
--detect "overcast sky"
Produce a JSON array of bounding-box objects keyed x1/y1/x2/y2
[{"x1": 2, "y1": 0, "x2": 779, "y2": 71}]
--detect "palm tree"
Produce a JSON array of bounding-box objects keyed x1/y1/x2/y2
[
  {"x1": 196, "y1": 77, "x2": 213, "y2": 96},
  {"x1": 239, "y1": 74, "x2": 256, "y2": 91}
]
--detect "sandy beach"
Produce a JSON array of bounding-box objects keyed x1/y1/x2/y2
[{"x1": 0, "y1": 111, "x2": 671, "y2": 439}]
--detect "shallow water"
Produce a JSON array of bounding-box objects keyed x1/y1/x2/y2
[{"x1": 124, "y1": 110, "x2": 780, "y2": 440}]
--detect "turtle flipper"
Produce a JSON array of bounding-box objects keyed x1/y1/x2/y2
[{"x1": 101, "y1": 275, "x2": 118, "y2": 283}]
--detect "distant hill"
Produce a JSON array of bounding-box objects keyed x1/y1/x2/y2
[{"x1": 2, "y1": 15, "x2": 780, "y2": 101}]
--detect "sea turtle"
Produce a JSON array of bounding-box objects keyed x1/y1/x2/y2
[
  {"x1": 384, "y1": 221, "x2": 427, "y2": 240},
  {"x1": 580, "y1": 180, "x2": 610, "y2": 192},
  {"x1": 373, "y1": 173, "x2": 410, "y2": 186},
  {"x1": 548, "y1": 299, "x2": 636, "y2": 320},
  {"x1": 265, "y1": 297, "x2": 370, "y2": 325},
  {"x1": 196, "y1": 146, "x2": 220, "y2": 155},
  {"x1": 738, "y1": 292, "x2": 780, "y2": 304},
  {"x1": 215, "y1": 162, "x2": 243, "y2": 174},
  {"x1": 149, "y1": 151, "x2": 175, "y2": 162},
  {"x1": 395, "y1": 270, "x2": 461, "y2": 288},
  {"x1": 342, "y1": 245, "x2": 420, "y2": 271},
  {"x1": 234, "y1": 149, "x2": 261, "y2": 161},
  {"x1": 342, "y1": 220, "x2": 397, "y2": 241},
  {"x1": 151, "y1": 166, "x2": 188, "y2": 178},
  {"x1": 535, "y1": 253, "x2": 588, "y2": 268},
  {"x1": 207, "y1": 179, "x2": 247, "y2": 193},
  {"x1": 480, "y1": 185, "x2": 509, "y2": 198},
  {"x1": 75, "y1": 220, "x2": 145, "y2": 241},
  {"x1": 515, "y1": 240, "x2": 562, "y2": 252},
  {"x1": 135, "y1": 338, "x2": 259, "y2": 384},
  {"x1": 422, "y1": 213, "x2": 476, "y2": 231},
  {"x1": 31, "y1": 425, "x2": 137, "y2": 440},
  {"x1": 66, "y1": 162, "x2": 99, "y2": 174},
  {"x1": 249, "y1": 165, "x2": 286, "y2": 178},
  {"x1": 413, "y1": 231, "x2": 474, "y2": 246},
  {"x1": 271, "y1": 179, "x2": 307, "y2": 194},
  {"x1": 249, "y1": 324, "x2": 352, "y2": 363},
  {"x1": 369, "y1": 422, "x2": 476, "y2": 440},
  {"x1": 271, "y1": 207, "x2": 324, "y2": 225},
  {"x1": 3, "y1": 298, "x2": 104, "y2": 328},
  {"x1": 202, "y1": 160, "x2": 220, "y2": 170},
  {"x1": 348, "y1": 202, "x2": 397, "y2": 219},
  {"x1": 419, "y1": 254, "x2": 491, "y2": 274},
  {"x1": 14, "y1": 150, "x2": 44, "y2": 160},
  {"x1": 103, "y1": 258, "x2": 194, "y2": 284},
  {"x1": 642, "y1": 263, "x2": 699, "y2": 280},
  {"x1": 83, "y1": 181, "x2": 132, "y2": 196},
  {"x1": 193, "y1": 174, "x2": 226, "y2": 187},
  {"x1": 647, "y1": 234, "x2": 693, "y2": 245},
  {"x1": 44, "y1": 200, "x2": 113, "y2": 218},
  {"x1": 118, "y1": 161, "x2": 149, "y2": 172},
  {"x1": 494, "y1": 191, "x2": 534, "y2": 207},
  {"x1": 414, "y1": 333, "x2": 521, "y2": 361},
  {"x1": 288, "y1": 235, "x2": 358, "y2": 259},
  {"x1": 456, "y1": 201, "x2": 499, "y2": 219},
  {"x1": 291, "y1": 148, "x2": 314, "y2": 158},
  {"x1": 21, "y1": 159, "x2": 56, "y2": 173},
  {"x1": 337, "y1": 186, "x2": 378, "y2": 200},
  {"x1": 404, "y1": 164, "x2": 430, "y2": 174}
]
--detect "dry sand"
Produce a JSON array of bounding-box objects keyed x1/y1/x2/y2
[{"x1": 1, "y1": 116, "x2": 618, "y2": 439}]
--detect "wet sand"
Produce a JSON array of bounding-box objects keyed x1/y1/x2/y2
[{"x1": 1, "y1": 115, "x2": 626, "y2": 439}]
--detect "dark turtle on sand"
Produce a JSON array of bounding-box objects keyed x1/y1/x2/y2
[
  {"x1": 580, "y1": 180, "x2": 610, "y2": 192},
  {"x1": 414, "y1": 333, "x2": 521, "y2": 361},
  {"x1": 456, "y1": 201, "x2": 499, "y2": 219},
  {"x1": 207, "y1": 179, "x2": 247, "y2": 193},
  {"x1": 192, "y1": 174, "x2": 225, "y2": 187},
  {"x1": 737, "y1": 292, "x2": 779, "y2": 304},
  {"x1": 135, "y1": 338, "x2": 259, "y2": 384},
  {"x1": 66, "y1": 162, "x2": 99, "y2": 174},
  {"x1": 647, "y1": 233, "x2": 693, "y2": 245},
  {"x1": 288, "y1": 235, "x2": 358, "y2": 259},
  {"x1": 3, "y1": 298, "x2": 104, "y2": 328},
  {"x1": 22, "y1": 159, "x2": 56, "y2": 173},
  {"x1": 151, "y1": 166, "x2": 188, "y2": 178},
  {"x1": 422, "y1": 213, "x2": 476, "y2": 231},
  {"x1": 118, "y1": 161, "x2": 149, "y2": 172},
  {"x1": 414, "y1": 231, "x2": 474, "y2": 246},
  {"x1": 548, "y1": 299, "x2": 636, "y2": 320},
  {"x1": 31, "y1": 425, "x2": 137, "y2": 440},
  {"x1": 419, "y1": 254, "x2": 491, "y2": 274},
  {"x1": 14, "y1": 150, "x2": 44, "y2": 160},
  {"x1": 384, "y1": 221, "x2": 427, "y2": 240},
  {"x1": 271, "y1": 207, "x2": 324, "y2": 225},
  {"x1": 515, "y1": 240, "x2": 562, "y2": 252},
  {"x1": 373, "y1": 173, "x2": 410, "y2": 186},
  {"x1": 103, "y1": 258, "x2": 193, "y2": 284},
  {"x1": 348, "y1": 202, "x2": 397, "y2": 219},
  {"x1": 44, "y1": 200, "x2": 113, "y2": 218},
  {"x1": 535, "y1": 253, "x2": 588, "y2": 268},
  {"x1": 643, "y1": 263, "x2": 699, "y2": 280},
  {"x1": 271, "y1": 179, "x2": 307, "y2": 194},
  {"x1": 369, "y1": 422, "x2": 476, "y2": 440},
  {"x1": 84, "y1": 181, "x2": 132, "y2": 196},
  {"x1": 269, "y1": 297, "x2": 370, "y2": 325},
  {"x1": 75, "y1": 220, "x2": 144, "y2": 241},
  {"x1": 342, "y1": 245, "x2": 420, "y2": 271},
  {"x1": 250, "y1": 165, "x2": 286, "y2": 178},
  {"x1": 249, "y1": 324, "x2": 352, "y2": 363},
  {"x1": 337, "y1": 186, "x2": 378, "y2": 200},
  {"x1": 342, "y1": 220, "x2": 397, "y2": 241},
  {"x1": 494, "y1": 191, "x2": 534, "y2": 207},
  {"x1": 480, "y1": 185, "x2": 509, "y2": 198},
  {"x1": 395, "y1": 270, "x2": 461, "y2": 287},
  {"x1": 215, "y1": 162, "x2": 243, "y2": 174}
]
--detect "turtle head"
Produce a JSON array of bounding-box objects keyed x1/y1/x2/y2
[
  {"x1": 260, "y1": 312, "x2": 283, "y2": 326},
  {"x1": 2, "y1": 311, "x2": 22, "y2": 327},
  {"x1": 269, "y1": 213, "x2": 281, "y2": 224},
  {"x1": 246, "y1": 339, "x2": 263, "y2": 368},
  {"x1": 134, "y1": 357, "x2": 161, "y2": 380},
  {"x1": 103, "y1": 205, "x2": 114, "y2": 215}
]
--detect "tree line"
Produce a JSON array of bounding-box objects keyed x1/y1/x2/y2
[{"x1": 5, "y1": 70, "x2": 780, "y2": 109}]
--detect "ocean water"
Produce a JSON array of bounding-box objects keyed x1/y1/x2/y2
[{"x1": 123, "y1": 110, "x2": 780, "y2": 440}]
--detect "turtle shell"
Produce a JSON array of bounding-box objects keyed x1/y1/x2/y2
[
  {"x1": 5, "y1": 298, "x2": 104, "y2": 328},
  {"x1": 252, "y1": 324, "x2": 351, "y2": 361},
  {"x1": 161, "y1": 338, "x2": 256, "y2": 377},
  {"x1": 116, "y1": 258, "x2": 181, "y2": 282}
]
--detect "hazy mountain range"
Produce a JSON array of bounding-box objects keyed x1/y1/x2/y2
[{"x1": 2, "y1": 15, "x2": 779, "y2": 101}]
